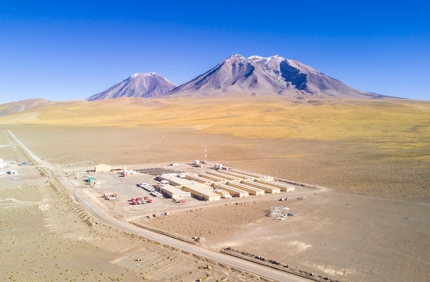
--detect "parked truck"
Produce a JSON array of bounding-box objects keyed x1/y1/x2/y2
[
  {"x1": 104, "y1": 192, "x2": 117, "y2": 200},
  {"x1": 128, "y1": 196, "x2": 152, "y2": 204}
]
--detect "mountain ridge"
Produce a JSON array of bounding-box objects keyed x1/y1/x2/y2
[
  {"x1": 86, "y1": 72, "x2": 177, "y2": 101},
  {"x1": 163, "y1": 54, "x2": 390, "y2": 101}
]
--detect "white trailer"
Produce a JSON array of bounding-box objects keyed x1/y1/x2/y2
[
  {"x1": 227, "y1": 181, "x2": 265, "y2": 196},
  {"x1": 241, "y1": 180, "x2": 280, "y2": 194},
  {"x1": 255, "y1": 179, "x2": 295, "y2": 192}
]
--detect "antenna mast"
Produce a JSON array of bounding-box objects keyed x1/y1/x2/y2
[{"x1": 204, "y1": 146, "x2": 207, "y2": 167}]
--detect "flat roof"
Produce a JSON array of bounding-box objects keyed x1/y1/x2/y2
[
  {"x1": 183, "y1": 182, "x2": 219, "y2": 197},
  {"x1": 214, "y1": 183, "x2": 249, "y2": 195},
  {"x1": 160, "y1": 174, "x2": 194, "y2": 186},
  {"x1": 217, "y1": 170, "x2": 254, "y2": 179},
  {"x1": 242, "y1": 181, "x2": 280, "y2": 192},
  {"x1": 230, "y1": 168, "x2": 267, "y2": 178},
  {"x1": 257, "y1": 179, "x2": 295, "y2": 189},
  {"x1": 206, "y1": 170, "x2": 238, "y2": 180},
  {"x1": 199, "y1": 173, "x2": 226, "y2": 181},
  {"x1": 185, "y1": 174, "x2": 211, "y2": 183},
  {"x1": 227, "y1": 181, "x2": 264, "y2": 193},
  {"x1": 159, "y1": 184, "x2": 185, "y2": 194}
]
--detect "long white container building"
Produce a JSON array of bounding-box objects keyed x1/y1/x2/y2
[
  {"x1": 206, "y1": 170, "x2": 238, "y2": 181},
  {"x1": 227, "y1": 181, "x2": 265, "y2": 196},
  {"x1": 185, "y1": 174, "x2": 211, "y2": 184},
  {"x1": 199, "y1": 173, "x2": 226, "y2": 183},
  {"x1": 241, "y1": 180, "x2": 280, "y2": 194},
  {"x1": 159, "y1": 174, "x2": 194, "y2": 187},
  {"x1": 159, "y1": 184, "x2": 191, "y2": 199},
  {"x1": 215, "y1": 170, "x2": 254, "y2": 180},
  {"x1": 213, "y1": 188, "x2": 232, "y2": 199},
  {"x1": 212, "y1": 183, "x2": 249, "y2": 198},
  {"x1": 255, "y1": 179, "x2": 295, "y2": 192},
  {"x1": 182, "y1": 183, "x2": 221, "y2": 201}
]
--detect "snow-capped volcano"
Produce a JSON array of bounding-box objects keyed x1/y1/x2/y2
[
  {"x1": 86, "y1": 72, "x2": 177, "y2": 101},
  {"x1": 164, "y1": 54, "x2": 387, "y2": 100}
]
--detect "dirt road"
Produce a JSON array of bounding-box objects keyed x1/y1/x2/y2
[{"x1": 7, "y1": 129, "x2": 311, "y2": 282}]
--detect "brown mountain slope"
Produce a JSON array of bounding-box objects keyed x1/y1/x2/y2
[
  {"x1": 165, "y1": 54, "x2": 396, "y2": 102},
  {"x1": 0, "y1": 98, "x2": 56, "y2": 117}
]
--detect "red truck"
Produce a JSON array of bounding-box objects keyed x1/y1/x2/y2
[{"x1": 128, "y1": 197, "x2": 152, "y2": 204}]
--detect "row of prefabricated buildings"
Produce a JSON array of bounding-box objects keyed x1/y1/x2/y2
[{"x1": 158, "y1": 168, "x2": 295, "y2": 201}]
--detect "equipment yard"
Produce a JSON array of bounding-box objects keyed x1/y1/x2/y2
[{"x1": 69, "y1": 163, "x2": 304, "y2": 219}]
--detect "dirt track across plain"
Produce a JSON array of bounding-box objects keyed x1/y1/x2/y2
[
  {"x1": 3, "y1": 125, "x2": 430, "y2": 281},
  {"x1": 6, "y1": 129, "x2": 310, "y2": 282}
]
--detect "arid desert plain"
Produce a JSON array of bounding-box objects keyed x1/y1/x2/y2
[{"x1": 0, "y1": 97, "x2": 429, "y2": 281}]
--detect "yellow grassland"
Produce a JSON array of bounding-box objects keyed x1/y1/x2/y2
[{"x1": 1, "y1": 97, "x2": 429, "y2": 150}]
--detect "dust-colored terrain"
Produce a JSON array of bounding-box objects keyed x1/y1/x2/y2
[
  {"x1": 138, "y1": 193, "x2": 430, "y2": 282},
  {"x1": 0, "y1": 97, "x2": 429, "y2": 281},
  {"x1": 0, "y1": 130, "x2": 269, "y2": 282},
  {"x1": 6, "y1": 125, "x2": 430, "y2": 203}
]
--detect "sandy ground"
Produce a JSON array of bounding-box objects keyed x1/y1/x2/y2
[
  {"x1": 1, "y1": 126, "x2": 430, "y2": 281},
  {"x1": 138, "y1": 193, "x2": 430, "y2": 281},
  {"x1": 7, "y1": 126, "x2": 429, "y2": 203},
  {"x1": 0, "y1": 130, "x2": 270, "y2": 282},
  {"x1": 0, "y1": 178, "x2": 264, "y2": 281}
]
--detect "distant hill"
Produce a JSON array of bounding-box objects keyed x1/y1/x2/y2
[
  {"x1": 87, "y1": 72, "x2": 177, "y2": 101},
  {"x1": 165, "y1": 54, "x2": 391, "y2": 102},
  {"x1": 0, "y1": 98, "x2": 56, "y2": 117}
]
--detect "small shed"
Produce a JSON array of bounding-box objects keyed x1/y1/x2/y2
[
  {"x1": 94, "y1": 164, "x2": 111, "y2": 173},
  {"x1": 87, "y1": 176, "x2": 98, "y2": 183}
]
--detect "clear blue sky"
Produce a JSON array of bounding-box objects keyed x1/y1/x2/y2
[{"x1": 1, "y1": 0, "x2": 429, "y2": 103}]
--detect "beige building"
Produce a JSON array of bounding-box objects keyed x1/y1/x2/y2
[
  {"x1": 159, "y1": 184, "x2": 191, "y2": 199},
  {"x1": 206, "y1": 170, "x2": 238, "y2": 181},
  {"x1": 218, "y1": 170, "x2": 255, "y2": 180},
  {"x1": 94, "y1": 164, "x2": 112, "y2": 172},
  {"x1": 241, "y1": 180, "x2": 281, "y2": 194},
  {"x1": 182, "y1": 183, "x2": 221, "y2": 201},
  {"x1": 185, "y1": 174, "x2": 211, "y2": 184},
  {"x1": 227, "y1": 181, "x2": 265, "y2": 196},
  {"x1": 212, "y1": 183, "x2": 249, "y2": 198},
  {"x1": 255, "y1": 179, "x2": 295, "y2": 192},
  {"x1": 230, "y1": 168, "x2": 274, "y2": 180},
  {"x1": 199, "y1": 173, "x2": 227, "y2": 183},
  {"x1": 160, "y1": 174, "x2": 193, "y2": 187}
]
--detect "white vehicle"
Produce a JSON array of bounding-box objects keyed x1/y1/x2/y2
[
  {"x1": 150, "y1": 191, "x2": 163, "y2": 197},
  {"x1": 138, "y1": 183, "x2": 155, "y2": 192}
]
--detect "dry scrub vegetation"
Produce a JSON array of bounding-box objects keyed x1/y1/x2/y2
[
  {"x1": 1, "y1": 97, "x2": 429, "y2": 281},
  {"x1": 1, "y1": 98, "x2": 429, "y2": 149},
  {"x1": 0, "y1": 167, "x2": 264, "y2": 281},
  {"x1": 139, "y1": 201, "x2": 280, "y2": 241},
  {"x1": 1, "y1": 97, "x2": 429, "y2": 202}
]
